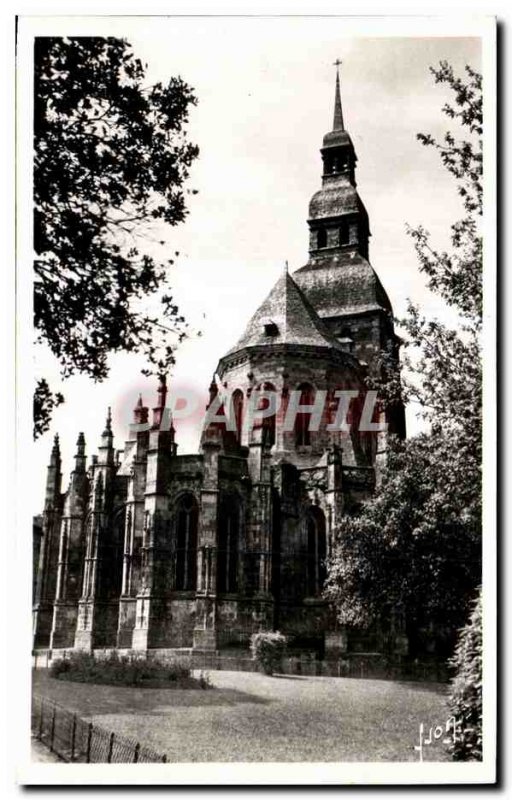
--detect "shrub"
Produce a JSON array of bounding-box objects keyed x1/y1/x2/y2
[
  {"x1": 196, "y1": 670, "x2": 212, "y2": 690},
  {"x1": 49, "y1": 650, "x2": 194, "y2": 688},
  {"x1": 448, "y1": 591, "x2": 482, "y2": 761},
  {"x1": 250, "y1": 631, "x2": 287, "y2": 675}
]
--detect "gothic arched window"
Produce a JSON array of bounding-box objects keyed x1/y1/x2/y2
[
  {"x1": 175, "y1": 494, "x2": 198, "y2": 591},
  {"x1": 306, "y1": 506, "x2": 326, "y2": 596},
  {"x1": 232, "y1": 389, "x2": 244, "y2": 444},
  {"x1": 217, "y1": 495, "x2": 240, "y2": 593},
  {"x1": 317, "y1": 228, "x2": 327, "y2": 249},
  {"x1": 294, "y1": 383, "x2": 315, "y2": 447},
  {"x1": 261, "y1": 382, "x2": 276, "y2": 448}
]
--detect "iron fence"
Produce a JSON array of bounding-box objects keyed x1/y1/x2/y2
[{"x1": 31, "y1": 694, "x2": 168, "y2": 763}]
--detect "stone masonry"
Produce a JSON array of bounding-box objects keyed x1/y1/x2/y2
[{"x1": 33, "y1": 69, "x2": 405, "y2": 659}]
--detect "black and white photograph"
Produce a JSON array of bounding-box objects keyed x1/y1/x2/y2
[{"x1": 9, "y1": 11, "x2": 496, "y2": 786}]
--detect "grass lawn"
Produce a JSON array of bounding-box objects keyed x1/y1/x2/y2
[{"x1": 32, "y1": 669, "x2": 451, "y2": 762}]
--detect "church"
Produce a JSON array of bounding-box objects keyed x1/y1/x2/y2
[{"x1": 33, "y1": 68, "x2": 406, "y2": 660}]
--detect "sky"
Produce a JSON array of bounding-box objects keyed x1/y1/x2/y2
[{"x1": 27, "y1": 19, "x2": 482, "y2": 512}]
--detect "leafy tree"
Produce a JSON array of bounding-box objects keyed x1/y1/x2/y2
[
  {"x1": 324, "y1": 432, "x2": 481, "y2": 656},
  {"x1": 404, "y1": 62, "x2": 482, "y2": 440},
  {"x1": 448, "y1": 590, "x2": 483, "y2": 760},
  {"x1": 34, "y1": 37, "x2": 199, "y2": 437},
  {"x1": 326, "y1": 63, "x2": 482, "y2": 656}
]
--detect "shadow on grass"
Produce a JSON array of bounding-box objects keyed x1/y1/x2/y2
[
  {"x1": 395, "y1": 680, "x2": 449, "y2": 694},
  {"x1": 32, "y1": 672, "x2": 271, "y2": 717}
]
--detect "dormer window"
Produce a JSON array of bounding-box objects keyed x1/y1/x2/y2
[
  {"x1": 338, "y1": 337, "x2": 353, "y2": 354},
  {"x1": 338, "y1": 326, "x2": 354, "y2": 353},
  {"x1": 317, "y1": 228, "x2": 327, "y2": 249},
  {"x1": 263, "y1": 320, "x2": 278, "y2": 337}
]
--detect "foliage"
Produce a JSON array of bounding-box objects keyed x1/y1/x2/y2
[
  {"x1": 324, "y1": 432, "x2": 481, "y2": 656},
  {"x1": 34, "y1": 37, "x2": 199, "y2": 436},
  {"x1": 327, "y1": 62, "x2": 483, "y2": 657},
  {"x1": 33, "y1": 378, "x2": 64, "y2": 438},
  {"x1": 250, "y1": 631, "x2": 287, "y2": 675},
  {"x1": 408, "y1": 62, "x2": 482, "y2": 320},
  {"x1": 403, "y1": 62, "x2": 482, "y2": 424},
  {"x1": 196, "y1": 670, "x2": 212, "y2": 690},
  {"x1": 448, "y1": 590, "x2": 483, "y2": 760},
  {"x1": 49, "y1": 650, "x2": 209, "y2": 688}
]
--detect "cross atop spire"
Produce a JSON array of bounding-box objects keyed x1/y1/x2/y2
[{"x1": 332, "y1": 59, "x2": 344, "y2": 132}]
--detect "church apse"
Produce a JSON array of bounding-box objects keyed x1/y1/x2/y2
[{"x1": 33, "y1": 65, "x2": 405, "y2": 660}]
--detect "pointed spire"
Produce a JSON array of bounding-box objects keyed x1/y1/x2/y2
[
  {"x1": 332, "y1": 59, "x2": 344, "y2": 131},
  {"x1": 156, "y1": 375, "x2": 167, "y2": 409},
  {"x1": 133, "y1": 393, "x2": 149, "y2": 426},
  {"x1": 207, "y1": 376, "x2": 218, "y2": 408},
  {"x1": 283, "y1": 260, "x2": 289, "y2": 275},
  {"x1": 76, "y1": 432, "x2": 86, "y2": 456},
  {"x1": 152, "y1": 374, "x2": 168, "y2": 430},
  {"x1": 99, "y1": 407, "x2": 114, "y2": 459},
  {"x1": 50, "y1": 433, "x2": 61, "y2": 463},
  {"x1": 45, "y1": 433, "x2": 62, "y2": 507},
  {"x1": 72, "y1": 432, "x2": 87, "y2": 474}
]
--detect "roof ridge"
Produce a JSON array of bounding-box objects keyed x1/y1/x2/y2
[{"x1": 225, "y1": 269, "x2": 345, "y2": 356}]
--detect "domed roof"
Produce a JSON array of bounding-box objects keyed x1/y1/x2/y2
[
  {"x1": 309, "y1": 179, "x2": 360, "y2": 219},
  {"x1": 322, "y1": 128, "x2": 352, "y2": 149}
]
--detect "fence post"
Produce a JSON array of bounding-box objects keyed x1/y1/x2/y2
[
  {"x1": 86, "y1": 723, "x2": 93, "y2": 763},
  {"x1": 38, "y1": 698, "x2": 44, "y2": 740},
  {"x1": 133, "y1": 742, "x2": 140, "y2": 763},
  {"x1": 70, "y1": 714, "x2": 77, "y2": 761},
  {"x1": 107, "y1": 732, "x2": 115, "y2": 763},
  {"x1": 161, "y1": 754, "x2": 167, "y2": 763},
  {"x1": 50, "y1": 705, "x2": 56, "y2": 753}
]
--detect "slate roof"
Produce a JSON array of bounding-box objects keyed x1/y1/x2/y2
[
  {"x1": 225, "y1": 270, "x2": 347, "y2": 356},
  {"x1": 309, "y1": 177, "x2": 362, "y2": 220},
  {"x1": 322, "y1": 128, "x2": 352, "y2": 149},
  {"x1": 294, "y1": 251, "x2": 392, "y2": 318}
]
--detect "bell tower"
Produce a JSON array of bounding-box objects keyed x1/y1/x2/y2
[
  {"x1": 294, "y1": 63, "x2": 405, "y2": 439},
  {"x1": 308, "y1": 61, "x2": 370, "y2": 263}
]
